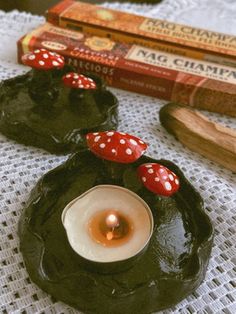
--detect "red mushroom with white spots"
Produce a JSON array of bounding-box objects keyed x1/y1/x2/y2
[
  {"x1": 22, "y1": 49, "x2": 65, "y2": 70},
  {"x1": 86, "y1": 131, "x2": 148, "y2": 163},
  {"x1": 138, "y1": 163, "x2": 180, "y2": 196},
  {"x1": 62, "y1": 73, "x2": 97, "y2": 90},
  {"x1": 21, "y1": 48, "x2": 65, "y2": 102},
  {"x1": 62, "y1": 72, "x2": 99, "y2": 112}
]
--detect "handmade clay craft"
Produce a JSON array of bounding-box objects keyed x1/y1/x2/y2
[
  {"x1": 19, "y1": 131, "x2": 213, "y2": 314},
  {"x1": 0, "y1": 49, "x2": 118, "y2": 154}
]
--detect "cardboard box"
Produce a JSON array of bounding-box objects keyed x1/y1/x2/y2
[
  {"x1": 17, "y1": 23, "x2": 236, "y2": 117},
  {"x1": 46, "y1": 0, "x2": 236, "y2": 67}
]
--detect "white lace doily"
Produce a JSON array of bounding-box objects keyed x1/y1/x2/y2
[{"x1": 0, "y1": 1, "x2": 236, "y2": 313}]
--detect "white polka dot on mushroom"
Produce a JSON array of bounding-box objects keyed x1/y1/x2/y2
[
  {"x1": 169, "y1": 174, "x2": 174, "y2": 181},
  {"x1": 126, "y1": 148, "x2": 132, "y2": 155},
  {"x1": 175, "y1": 179, "x2": 179, "y2": 185},
  {"x1": 100, "y1": 143, "x2": 106, "y2": 148},
  {"x1": 130, "y1": 139, "x2": 137, "y2": 145},
  {"x1": 111, "y1": 149, "x2": 116, "y2": 154},
  {"x1": 145, "y1": 165, "x2": 152, "y2": 168},
  {"x1": 120, "y1": 139, "x2": 125, "y2": 144},
  {"x1": 155, "y1": 177, "x2": 160, "y2": 182},
  {"x1": 148, "y1": 169, "x2": 154, "y2": 174},
  {"x1": 93, "y1": 132, "x2": 98, "y2": 135},
  {"x1": 107, "y1": 138, "x2": 111, "y2": 142},
  {"x1": 142, "y1": 177, "x2": 146, "y2": 182},
  {"x1": 43, "y1": 53, "x2": 49, "y2": 59},
  {"x1": 107, "y1": 132, "x2": 114, "y2": 136},
  {"x1": 39, "y1": 60, "x2": 45, "y2": 65},
  {"x1": 52, "y1": 61, "x2": 59, "y2": 66},
  {"x1": 29, "y1": 55, "x2": 35, "y2": 60},
  {"x1": 94, "y1": 136, "x2": 101, "y2": 142},
  {"x1": 165, "y1": 182, "x2": 172, "y2": 191}
]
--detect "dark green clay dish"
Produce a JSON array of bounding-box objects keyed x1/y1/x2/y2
[
  {"x1": 0, "y1": 70, "x2": 118, "y2": 154},
  {"x1": 19, "y1": 150, "x2": 213, "y2": 314}
]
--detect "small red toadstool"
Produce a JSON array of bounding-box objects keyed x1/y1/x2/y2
[
  {"x1": 21, "y1": 48, "x2": 65, "y2": 103},
  {"x1": 86, "y1": 131, "x2": 148, "y2": 163},
  {"x1": 138, "y1": 163, "x2": 180, "y2": 196},
  {"x1": 62, "y1": 72, "x2": 98, "y2": 110},
  {"x1": 62, "y1": 73, "x2": 96, "y2": 90},
  {"x1": 22, "y1": 49, "x2": 65, "y2": 70}
]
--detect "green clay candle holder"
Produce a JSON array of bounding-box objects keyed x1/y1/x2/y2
[
  {"x1": 0, "y1": 49, "x2": 118, "y2": 154},
  {"x1": 19, "y1": 131, "x2": 213, "y2": 313}
]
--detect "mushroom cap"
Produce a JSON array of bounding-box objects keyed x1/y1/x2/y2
[
  {"x1": 21, "y1": 48, "x2": 65, "y2": 70},
  {"x1": 86, "y1": 131, "x2": 148, "y2": 163},
  {"x1": 138, "y1": 163, "x2": 180, "y2": 196},
  {"x1": 62, "y1": 73, "x2": 97, "y2": 89}
]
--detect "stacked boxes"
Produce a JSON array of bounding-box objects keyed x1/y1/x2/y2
[
  {"x1": 17, "y1": 1, "x2": 236, "y2": 116},
  {"x1": 18, "y1": 23, "x2": 236, "y2": 116},
  {"x1": 46, "y1": 0, "x2": 236, "y2": 67}
]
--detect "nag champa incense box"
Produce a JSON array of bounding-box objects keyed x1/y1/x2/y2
[
  {"x1": 17, "y1": 23, "x2": 236, "y2": 116},
  {"x1": 46, "y1": 0, "x2": 236, "y2": 67}
]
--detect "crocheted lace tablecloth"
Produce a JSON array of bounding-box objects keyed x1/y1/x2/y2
[{"x1": 0, "y1": 0, "x2": 235, "y2": 313}]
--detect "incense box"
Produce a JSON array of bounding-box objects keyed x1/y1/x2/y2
[
  {"x1": 46, "y1": 0, "x2": 236, "y2": 67},
  {"x1": 18, "y1": 23, "x2": 236, "y2": 116}
]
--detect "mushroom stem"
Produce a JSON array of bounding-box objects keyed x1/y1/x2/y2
[
  {"x1": 29, "y1": 69, "x2": 58, "y2": 104},
  {"x1": 69, "y1": 90, "x2": 102, "y2": 118},
  {"x1": 103, "y1": 160, "x2": 124, "y2": 181}
]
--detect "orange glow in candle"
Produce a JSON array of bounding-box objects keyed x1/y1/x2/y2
[
  {"x1": 88, "y1": 210, "x2": 134, "y2": 247},
  {"x1": 62, "y1": 185, "x2": 153, "y2": 263}
]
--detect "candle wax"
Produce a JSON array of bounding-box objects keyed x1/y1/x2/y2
[
  {"x1": 62, "y1": 185, "x2": 153, "y2": 262},
  {"x1": 88, "y1": 209, "x2": 134, "y2": 247}
]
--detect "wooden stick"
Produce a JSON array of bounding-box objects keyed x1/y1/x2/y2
[{"x1": 159, "y1": 103, "x2": 236, "y2": 172}]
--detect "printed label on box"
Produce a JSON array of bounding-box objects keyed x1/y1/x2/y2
[{"x1": 126, "y1": 46, "x2": 236, "y2": 84}]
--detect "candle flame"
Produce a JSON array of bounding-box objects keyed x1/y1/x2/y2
[
  {"x1": 88, "y1": 209, "x2": 133, "y2": 246},
  {"x1": 105, "y1": 213, "x2": 119, "y2": 229}
]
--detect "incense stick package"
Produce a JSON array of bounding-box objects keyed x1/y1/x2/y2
[
  {"x1": 18, "y1": 23, "x2": 236, "y2": 116},
  {"x1": 46, "y1": 0, "x2": 236, "y2": 67}
]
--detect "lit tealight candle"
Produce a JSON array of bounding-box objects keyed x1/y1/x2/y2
[
  {"x1": 61, "y1": 185, "x2": 153, "y2": 265},
  {"x1": 88, "y1": 209, "x2": 133, "y2": 246}
]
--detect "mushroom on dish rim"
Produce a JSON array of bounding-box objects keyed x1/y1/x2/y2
[
  {"x1": 86, "y1": 131, "x2": 148, "y2": 164},
  {"x1": 138, "y1": 163, "x2": 180, "y2": 196}
]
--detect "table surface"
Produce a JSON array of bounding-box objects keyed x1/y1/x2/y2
[{"x1": 0, "y1": 0, "x2": 236, "y2": 313}]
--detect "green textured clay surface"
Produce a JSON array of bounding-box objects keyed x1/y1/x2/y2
[
  {"x1": 0, "y1": 70, "x2": 118, "y2": 154},
  {"x1": 19, "y1": 151, "x2": 213, "y2": 314}
]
